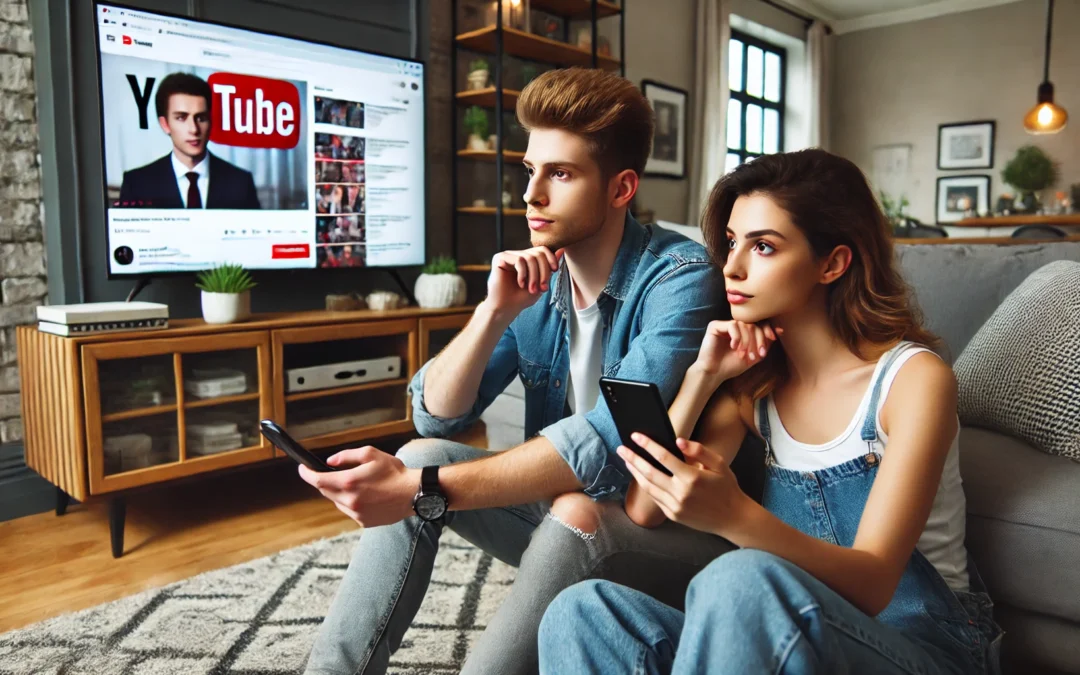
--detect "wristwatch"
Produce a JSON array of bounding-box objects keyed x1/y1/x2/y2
[{"x1": 412, "y1": 465, "x2": 448, "y2": 522}]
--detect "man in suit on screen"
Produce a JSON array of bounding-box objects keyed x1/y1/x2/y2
[{"x1": 119, "y1": 72, "x2": 261, "y2": 209}]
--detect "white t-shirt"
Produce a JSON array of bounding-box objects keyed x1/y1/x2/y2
[{"x1": 566, "y1": 276, "x2": 604, "y2": 415}]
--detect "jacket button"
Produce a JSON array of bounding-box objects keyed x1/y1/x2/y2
[{"x1": 555, "y1": 379, "x2": 561, "y2": 388}]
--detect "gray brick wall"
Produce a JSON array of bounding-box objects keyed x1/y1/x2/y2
[{"x1": 0, "y1": 0, "x2": 44, "y2": 445}]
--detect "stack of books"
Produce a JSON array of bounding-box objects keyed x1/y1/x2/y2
[{"x1": 37, "y1": 302, "x2": 169, "y2": 337}]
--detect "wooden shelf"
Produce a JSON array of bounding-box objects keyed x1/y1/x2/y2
[
  {"x1": 458, "y1": 264, "x2": 493, "y2": 272},
  {"x1": 458, "y1": 207, "x2": 527, "y2": 216},
  {"x1": 284, "y1": 377, "x2": 408, "y2": 403},
  {"x1": 102, "y1": 404, "x2": 177, "y2": 424},
  {"x1": 530, "y1": 0, "x2": 622, "y2": 18},
  {"x1": 953, "y1": 214, "x2": 1080, "y2": 227},
  {"x1": 457, "y1": 149, "x2": 526, "y2": 162},
  {"x1": 185, "y1": 391, "x2": 260, "y2": 409},
  {"x1": 456, "y1": 87, "x2": 520, "y2": 110},
  {"x1": 456, "y1": 26, "x2": 620, "y2": 71},
  {"x1": 298, "y1": 418, "x2": 415, "y2": 451}
]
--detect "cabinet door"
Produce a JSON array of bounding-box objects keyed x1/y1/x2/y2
[
  {"x1": 83, "y1": 331, "x2": 273, "y2": 494},
  {"x1": 272, "y1": 319, "x2": 418, "y2": 451}
]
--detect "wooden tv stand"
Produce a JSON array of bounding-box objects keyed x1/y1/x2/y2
[{"x1": 16, "y1": 306, "x2": 474, "y2": 557}]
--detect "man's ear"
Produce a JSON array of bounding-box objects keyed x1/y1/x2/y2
[
  {"x1": 158, "y1": 116, "x2": 171, "y2": 135},
  {"x1": 610, "y1": 169, "x2": 639, "y2": 209},
  {"x1": 819, "y1": 245, "x2": 853, "y2": 285}
]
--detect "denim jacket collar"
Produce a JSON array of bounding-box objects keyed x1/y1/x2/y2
[{"x1": 550, "y1": 213, "x2": 650, "y2": 315}]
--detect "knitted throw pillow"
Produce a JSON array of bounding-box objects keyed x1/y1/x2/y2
[{"x1": 953, "y1": 260, "x2": 1080, "y2": 461}]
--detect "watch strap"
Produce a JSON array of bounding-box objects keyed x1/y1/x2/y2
[{"x1": 421, "y1": 465, "x2": 441, "y2": 495}]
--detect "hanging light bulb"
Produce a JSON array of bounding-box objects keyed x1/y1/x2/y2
[{"x1": 1024, "y1": 0, "x2": 1067, "y2": 134}]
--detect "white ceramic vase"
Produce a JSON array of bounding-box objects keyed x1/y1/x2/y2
[
  {"x1": 467, "y1": 134, "x2": 489, "y2": 151},
  {"x1": 201, "y1": 290, "x2": 251, "y2": 324},
  {"x1": 467, "y1": 69, "x2": 489, "y2": 90},
  {"x1": 414, "y1": 274, "x2": 466, "y2": 309}
]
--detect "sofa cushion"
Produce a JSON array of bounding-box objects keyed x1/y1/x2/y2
[
  {"x1": 953, "y1": 260, "x2": 1080, "y2": 461},
  {"x1": 959, "y1": 427, "x2": 1080, "y2": 624}
]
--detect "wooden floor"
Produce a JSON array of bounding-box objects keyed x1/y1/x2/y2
[{"x1": 0, "y1": 426, "x2": 486, "y2": 634}]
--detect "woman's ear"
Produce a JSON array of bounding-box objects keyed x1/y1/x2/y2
[{"x1": 819, "y1": 245, "x2": 853, "y2": 285}]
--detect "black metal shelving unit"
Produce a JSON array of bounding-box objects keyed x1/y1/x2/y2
[{"x1": 450, "y1": 0, "x2": 626, "y2": 270}]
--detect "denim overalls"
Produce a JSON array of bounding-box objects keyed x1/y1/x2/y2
[{"x1": 758, "y1": 344, "x2": 1003, "y2": 674}]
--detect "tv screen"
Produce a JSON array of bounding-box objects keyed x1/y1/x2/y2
[{"x1": 94, "y1": 2, "x2": 425, "y2": 276}]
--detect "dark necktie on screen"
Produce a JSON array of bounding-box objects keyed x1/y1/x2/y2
[{"x1": 185, "y1": 172, "x2": 202, "y2": 209}]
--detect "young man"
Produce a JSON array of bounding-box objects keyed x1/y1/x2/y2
[
  {"x1": 118, "y1": 72, "x2": 261, "y2": 209},
  {"x1": 301, "y1": 68, "x2": 735, "y2": 675}
]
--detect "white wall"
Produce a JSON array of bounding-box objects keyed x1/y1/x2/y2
[{"x1": 830, "y1": 0, "x2": 1080, "y2": 224}]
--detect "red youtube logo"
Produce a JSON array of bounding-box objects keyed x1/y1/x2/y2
[
  {"x1": 122, "y1": 35, "x2": 132, "y2": 45},
  {"x1": 207, "y1": 72, "x2": 301, "y2": 150}
]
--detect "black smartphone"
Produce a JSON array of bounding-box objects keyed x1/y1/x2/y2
[
  {"x1": 599, "y1": 377, "x2": 685, "y2": 476},
  {"x1": 259, "y1": 419, "x2": 339, "y2": 472}
]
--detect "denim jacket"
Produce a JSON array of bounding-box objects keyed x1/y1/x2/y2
[{"x1": 409, "y1": 214, "x2": 726, "y2": 499}]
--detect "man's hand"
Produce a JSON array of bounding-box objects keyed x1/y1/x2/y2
[
  {"x1": 487, "y1": 247, "x2": 563, "y2": 317},
  {"x1": 298, "y1": 446, "x2": 421, "y2": 527}
]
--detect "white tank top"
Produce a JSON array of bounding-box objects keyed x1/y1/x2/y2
[{"x1": 756, "y1": 342, "x2": 970, "y2": 591}]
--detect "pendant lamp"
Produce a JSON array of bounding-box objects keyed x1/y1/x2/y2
[{"x1": 1024, "y1": 0, "x2": 1067, "y2": 134}]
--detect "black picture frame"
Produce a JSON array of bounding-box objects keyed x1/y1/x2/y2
[
  {"x1": 935, "y1": 174, "x2": 991, "y2": 224},
  {"x1": 641, "y1": 79, "x2": 688, "y2": 180},
  {"x1": 937, "y1": 120, "x2": 995, "y2": 170}
]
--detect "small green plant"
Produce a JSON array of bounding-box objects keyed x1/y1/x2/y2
[
  {"x1": 879, "y1": 190, "x2": 910, "y2": 227},
  {"x1": 422, "y1": 256, "x2": 458, "y2": 275},
  {"x1": 195, "y1": 263, "x2": 256, "y2": 294},
  {"x1": 469, "y1": 58, "x2": 489, "y2": 73},
  {"x1": 464, "y1": 106, "x2": 489, "y2": 138},
  {"x1": 1002, "y1": 145, "x2": 1059, "y2": 193}
]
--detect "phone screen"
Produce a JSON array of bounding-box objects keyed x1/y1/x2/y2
[{"x1": 600, "y1": 377, "x2": 684, "y2": 476}]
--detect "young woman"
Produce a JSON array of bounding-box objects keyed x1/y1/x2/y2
[{"x1": 538, "y1": 149, "x2": 1001, "y2": 675}]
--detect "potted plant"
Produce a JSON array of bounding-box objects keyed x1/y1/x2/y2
[
  {"x1": 414, "y1": 256, "x2": 466, "y2": 309},
  {"x1": 879, "y1": 190, "x2": 910, "y2": 234},
  {"x1": 464, "y1": 106, "x2": 490, "y2": 151},
  {"x1": 195, "y1": 263, "x2": 256, "y2": 324},
  {"x1": 1002, "y1": 145, "x2": 1059, "y2": 214},
  {"x1": 467, "y1": 58, "x2": 489, "y2": 90}
]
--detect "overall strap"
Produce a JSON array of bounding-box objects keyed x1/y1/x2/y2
[
  {"x1": 859, "y1": 342, "x2": 913, "y2": 443},
  {"x1": 757, "y1": 397, "x2": 774, "y2": 465}
]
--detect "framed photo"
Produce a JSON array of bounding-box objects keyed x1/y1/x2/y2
[
  {"x1": 936, "y1": 175, "x2": 990, "y2": 223},
  {"x1": 642, "y1": 80, "x2": 687, "y2": 179},
  {"x1": 937, "y1": 120, "x2": 995, "y2": 170}
]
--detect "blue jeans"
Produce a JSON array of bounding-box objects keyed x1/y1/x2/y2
[{"x1": 540, "y1": 549, "x2": 993, "y2": 675}]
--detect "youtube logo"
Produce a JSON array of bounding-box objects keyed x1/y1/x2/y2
[
  {"x1": 207, "y1": 73, "x2": 301, "y2": 150},
  {"x1": 122, "y1": 35, "x2": 131, "y2": 45}
]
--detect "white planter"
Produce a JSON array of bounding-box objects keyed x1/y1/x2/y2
[
  {"x1": 201, "y1": 290, "x2": 251, "y2": 324},
  {"x1": 414, "y1": 274, "x2": 466, "y2": 309},
  {"x1": 467, "y1": 134, "x2": 489, "y2": 151},
  {"x1": 467, "y1": 69, "x2": 489, "y2": 90}
]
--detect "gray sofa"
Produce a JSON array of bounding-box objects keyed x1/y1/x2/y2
[{"x1": 482, "y1": 240, "x2": 1080, "y2": 673}]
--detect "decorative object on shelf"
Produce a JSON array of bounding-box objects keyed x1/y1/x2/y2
[
  {"x1": 532, "y1": 13, "x2": 563, "y2": 41},
  {"x1": 995, "y1": 194, "x2": 1015, "y2": 216},
  {"x1": 366, "y1": 290, "x2": 407, "y2": 311},
  {"x1": 472, "y1": 198, "x2": 488, "y2": 208},
  {"x1": 502, "y1": 174, "x2": 514, "y2": 208},
  {"x1": 1023, "y1": 0, "x2": 1067, "y2": 134},
  {"x1": 415, "y1": 257, "x2": 467, "y2": 310},
  {"x1": 879, "y1": 190, "x2": 910, "y2": 231},
  {"x1": 597, "y1": 36, "x2": 612, "y2": 57},
  {"x1": 936, "y1": 175, "x2": 990, "y2": 224},
  {"x1": 195, "y1": 263, "x2": 255, "y2": 325},
  {"x1": 325, "y1": 292, "x2": 366, "y2": 312},
  {"x1": 185, "y1": 368, "x2": 248, "y2": 399},
  {"x1": 464, "y1": 105, "x2": 490, "y2": 151},
  {"x1": 1002, "y1": 145, "x2": 1059, "y2": 213},
  {"x1": 937, "y1": 120, "x2": 995, "y2": 170},
  {"x1": 467, "y1": 58, "x2": 490, "y2": 91},
  {"x1": 488, "y1": 134, "x2": 499, "y2": 150},
  {"x1": 641, "y1": 80, "x2": 688, "y2": 179},
  {"x1": 1071, "y1": 184, "x2": 1080, "y2": 213}
]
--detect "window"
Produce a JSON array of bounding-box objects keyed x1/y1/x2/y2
[{"x1": 727, "y1": 30, "x2": 786, "y2": 173}]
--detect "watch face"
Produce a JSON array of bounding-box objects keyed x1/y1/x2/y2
[{"x1": 415, "y1": 494, "x2": 447, "y2": 521}]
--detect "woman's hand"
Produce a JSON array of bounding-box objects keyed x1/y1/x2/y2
[
  {"x1": 617, "y1": 433, "x2": 753, "y2": 539},
  {"x1": 694, "y1": 320, "x2": 782, "y2": 382}
]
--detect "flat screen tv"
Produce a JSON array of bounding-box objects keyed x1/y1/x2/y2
[{"x1": 94, "y1": 2, "x2": 425, "y2": 276}]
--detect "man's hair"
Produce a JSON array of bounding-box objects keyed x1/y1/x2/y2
[
  {"x1": 155, "y1": 72, "x2": 212, "y2": 119},
  {"x1": 516, "y1": 68, "x2": 654, "y2": 178}
]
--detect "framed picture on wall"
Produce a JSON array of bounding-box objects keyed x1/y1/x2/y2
[
  {"x1": 641, "y1": 80, "x2": 687, "y2": 179},
  {"x1": 937, "y1": 120, "x2": 995, "y2": 170},
  {"x1": 936, "y1": 175, "x2": 990, "y2": 223}
]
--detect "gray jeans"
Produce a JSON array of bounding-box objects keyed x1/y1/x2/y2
[{"x1": 304, "y1": 439, "x2": 735, "y2": 675}]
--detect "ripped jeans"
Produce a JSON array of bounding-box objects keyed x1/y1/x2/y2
[{"x1": 304, "y1": 439, "x2": 734, "y2": 675}]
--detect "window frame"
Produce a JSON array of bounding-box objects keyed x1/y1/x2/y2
[{"x1": 728, "y1": 29, "x2": 787, "y2": 166}]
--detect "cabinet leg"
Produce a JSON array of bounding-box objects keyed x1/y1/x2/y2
[
  {"x1": 109, "y1": 497, "x2": 126, "y2": 558},
  {"x1": 55, "y1": 487, "x2": 70, "y2": 516}
]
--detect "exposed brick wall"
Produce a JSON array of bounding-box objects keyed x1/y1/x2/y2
[{"x1": 0, "y1": 0, "x2": 45, "y2": 444}]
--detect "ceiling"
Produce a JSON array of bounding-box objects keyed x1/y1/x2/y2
[
  {"x1": 779, "y1": 0, "x2": 1025, "y2": 33},
  {"x1": 812, "y1": 0, "x2": 948, "y2": 21}
]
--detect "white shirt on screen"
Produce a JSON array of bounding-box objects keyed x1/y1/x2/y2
[{"x1": 172, "y1": 153, "x2": 209, "y2": 208}]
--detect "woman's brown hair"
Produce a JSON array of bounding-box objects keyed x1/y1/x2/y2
[{"x1": 702, "y1": 149, "x2": 940, "y2": 401}]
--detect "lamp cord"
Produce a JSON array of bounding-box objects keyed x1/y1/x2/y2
[{"x1": 1043, "y1": 0, "x2": 1054, "y2": 83}]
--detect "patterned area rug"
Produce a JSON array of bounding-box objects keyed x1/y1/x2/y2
[{"x1": 0, "y1": 530, "x2": 516, "y2": 675}]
